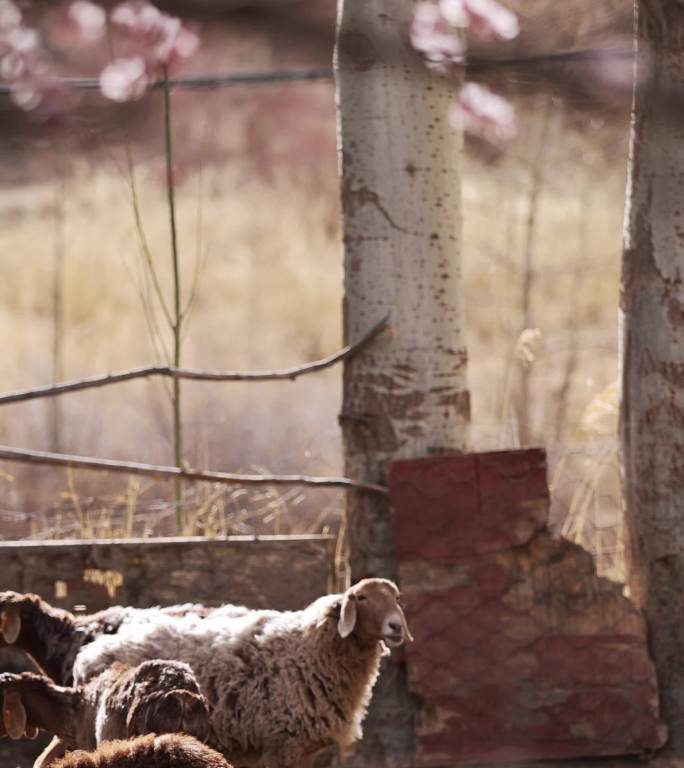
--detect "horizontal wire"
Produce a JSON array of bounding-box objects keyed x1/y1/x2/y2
[
  {"x1": 0, "y1": 67, "x2": 334, "y2": 94},
  {"x1": 0, "y1": 48, "x2": 636, "y2": 95}
]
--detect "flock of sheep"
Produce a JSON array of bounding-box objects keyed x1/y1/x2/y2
[{"x1": 0, "y1": 577, "x2": 412, "y2": 768}]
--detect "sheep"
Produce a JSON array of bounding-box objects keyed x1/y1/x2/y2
[
  {"x1": 2, "y1": 579, "x2": 412, "y2": 768},
  {"x1": 71, "y1": 578, "x2": 413, "y2": 768},
  {"x1": 1, "y1": 659, "x2": 211, "y2": 766},
  {"x1": 0, "y1": 591, "x2": 222, "y2": 686},
  {"x1": 51, "y1": 733, "x2": 231, "y2": 768}
]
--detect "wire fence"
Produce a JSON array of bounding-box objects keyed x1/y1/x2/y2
[{"x1": 0, "y1": 29, "x2": 632, "y2": 581}]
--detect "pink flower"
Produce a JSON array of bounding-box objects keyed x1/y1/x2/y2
[
  {"x1": 100, "y1": 56, "x2": 149, "y2": 101},
  {"x1": 452, "y1": 82, "x2": 517, "y2": 141},
  {"x1": 410, "y1": 2, "x2": 464, "y2": 68},
  {"x1": 0, "y1": 0, "x2": 21, "y2": 32},
  {"x1": 410, "y1": 1, "x2": 519, "y2": 143},
  {"x1": 0, "y1": 2, "x2": 70, "y2": 114},
  {"x1": 68, "y1": 1, "x2": 106, "y2": 43},
  {"x1": 98, "y1": 1, "x2": 199, "y2": 102},
  {"x1": 461, "y1": 0, "x2": 519, "y2": 40},
  {"x1": 109, "y1": 1, "x2": 199, "y2": 67},
  {"x1": 411, "y1": 0, "x2": 518, "y2": 65}
]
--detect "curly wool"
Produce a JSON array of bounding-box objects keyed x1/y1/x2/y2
[
  {"x1": 0, "y1": 590, "x2": 226, "y2": 686},
  {"x1": 52, "y1": 733, "x2": 231, "y2": 768},
  {"x1": 74, "y1": 596, "x2": 386, "y2": 768}
]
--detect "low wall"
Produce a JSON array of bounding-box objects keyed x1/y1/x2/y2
[{"x1": 0, "y1": 534, "x2": 336, "y2": 766}]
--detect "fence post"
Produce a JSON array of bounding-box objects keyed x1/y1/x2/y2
[{"x1": 335, "y1": 2, "x2": 470, "y2": 766}]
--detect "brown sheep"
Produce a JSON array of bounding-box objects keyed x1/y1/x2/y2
[
  {"x1": 1, "y1": 660, "x2": 211, "y2": 766},
  {"x1": 51, "y1": 733, "x2": 231, "y2": 768}
]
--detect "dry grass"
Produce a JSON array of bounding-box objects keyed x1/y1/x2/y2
[
  {"x1": 0, "y1": 150, "x2": 344, "y2": 540},
  {"x1": 0, "y1": 89, "x2": 629, "y2": 581}
]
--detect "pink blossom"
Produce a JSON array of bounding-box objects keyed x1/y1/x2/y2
[
  {"x1": 410, "y1": 2, "x2": 464, "y2": 68},
  {"x1": 109, "y1": 1, "x2": 199, "y2": 67},
  {"x1": 412, "y1": 0, "x2": 518, "y2": 66},
  {"x1": 0, "y1": 1, "x2": 69, "y2": 114},
  {"x1": 463, "y1": 0, "x2": 518, "y2": 40},
  {"x1": 439, "y1": 0, "x2": 519, "y2": 40},
  {"x1": 0, "y1": 0, "x2": 21, "y2": 31},
  {"x1": 68, "y1": 1, "x2": 106, "y2": 43},
  {"x1": 100, "y1": 56, "x2": 149, "y2": 101},
  {"x1": 97, "y1": 1, "x2": 199, "y2": 102},
  {"x1": 451, "y1": 82, "x2": 517, "y2": 141},
  {"x1": 438, "y1": 0, "x2": 469, "y2": 28}
]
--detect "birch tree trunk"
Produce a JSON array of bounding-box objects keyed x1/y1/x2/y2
[
  {"x1": 621, "y1": 0, "x2": 684, "y2": 755},
  {"x1": 336, "y1": 0, "x2": 469, "y2": 581},
  {"x1": 335, "y1": 3, "x2": 469, "y2": 765}
]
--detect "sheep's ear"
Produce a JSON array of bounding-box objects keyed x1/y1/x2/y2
[
  {"x1": 3, "y1": 690, "x2": 27, "y2": 740},
  {"x1": 337, "y1": 594, "x2": 357, "y2": 638},
  {"x1": 398, "y1": 606, "x2": 414, "y2": 643},
  {"x1": 1, "y1": 605, "x2": 21, "y2": 644}
]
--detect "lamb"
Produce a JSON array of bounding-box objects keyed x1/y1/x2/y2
[
  {"x1": 51, "y1": 734, "x2": 231, "y2": 768},
  {"x1": 2, "y1": 579, "x2": 412, "y2": 768},
  {"x1": 1, "y1": 659, "x2": 211, "y2": 766}
]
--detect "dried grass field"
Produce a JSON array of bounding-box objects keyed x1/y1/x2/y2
[{"x1": 0, "y1": 5, "x2": 632, "y2": 579}]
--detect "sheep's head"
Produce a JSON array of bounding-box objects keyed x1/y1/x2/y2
[
  {"x1": 337, "y1": 578, "x2": 413, "y2": 648},
  {"x1": 126, "y1": 660, "x2": 210, "y2": 743}
]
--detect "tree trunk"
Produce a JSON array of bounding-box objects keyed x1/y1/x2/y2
[
  {"x1": 336, "y1": 0, "x2": 469, "y2": 580},
  {"x1": 335, "y1": 3, "x2": 469, "y2": 766},
  {"x1": 621, "y1": 0, "x2": 684, "y2": 756}
]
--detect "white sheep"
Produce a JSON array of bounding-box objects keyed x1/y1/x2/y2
[
  {"x1": 71, "y1": 578, "x2": 412, "y2": 768},
  {"x1": 1, "y1": 579, "x2": 412, "y2": 768}
]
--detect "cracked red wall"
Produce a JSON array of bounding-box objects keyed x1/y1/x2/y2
[{"x1": 390, "y1": 449, "x2": 665, "y2": 765}]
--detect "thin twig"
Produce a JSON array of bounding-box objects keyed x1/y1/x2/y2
[
  {"x1": 0, "y1": 316, "x2": 390, "y2": 406},
  {"x1": 0, "y1": 446, "x2": 388, "y2": 496},
  {"x1": 121, "y1": 129, "x2": 174, "y2": 331},
  {"x1": 516, "y1": 96, "x2": 555, "y2": 446},
  {"x1": 163, "y1": 65, "x2": 185, "y2": 531},
  {"x1": 50, "y1": 164, "x2": 66, "y2": 453}
]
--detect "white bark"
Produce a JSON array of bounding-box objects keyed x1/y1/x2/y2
[
  {"x1": 621, "y1": 0, "x2": 684, "y2": 754},
  {"x1": 335, "y1": 6, "x2": 469, "y2": 766},
  {"x1": 336, "y1": 0, "x2": 469, "y2": 581}
]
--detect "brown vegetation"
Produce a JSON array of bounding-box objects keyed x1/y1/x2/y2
[{"x1": 0, "y1": 1, "x2": 631, "y2": 578}]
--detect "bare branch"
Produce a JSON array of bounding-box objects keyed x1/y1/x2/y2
[
  {"x1": 0, "y1": 446, "x2": 388, "y2": 495},
  {"x1": 121, "y1": 130, "x2": 175, "y2": 331},
  {"x1": 0, "y1": 316, "x2": 390, "y2": 406}
]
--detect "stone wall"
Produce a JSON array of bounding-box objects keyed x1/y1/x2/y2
[{"x1": 0, "y1": 534, "x2": 336, "y2": 767}]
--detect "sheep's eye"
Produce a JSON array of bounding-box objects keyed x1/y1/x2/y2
[{"x1": 356, "y1": 595, "x2": 367, "y2": 602}]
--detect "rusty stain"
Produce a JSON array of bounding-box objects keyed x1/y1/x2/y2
[
  {"x1": 83, "y1": 568, "x2": 124, "y2": 599},
  {"x1": 341, "y1": 181, "x2": 409, "y2": 233}
]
